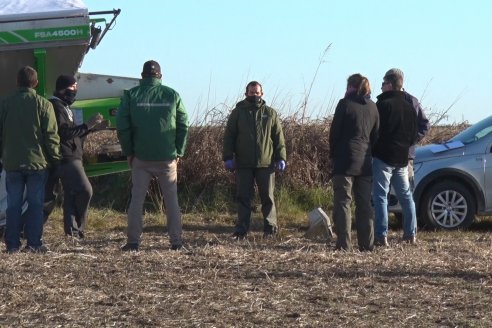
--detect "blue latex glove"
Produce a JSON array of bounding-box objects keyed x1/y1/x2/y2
[
  {"x1": 224, "y1": 159, "x2": 235, "y2": 171},
  {"x1": 276, "y1": 160, "x2": 286, "y2": 171}
]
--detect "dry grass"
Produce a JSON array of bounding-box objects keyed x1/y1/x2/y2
[
  {"x1": 0, "y1": 210, "x2": 490, "y2": 327},
  {"x1": 422, "y1": 122, "x2": 470, "y2": 145},
  {"x1": 83, "y1": 129, "x2": 122, "y2": 164},
  {"x1": 180, "y1": 119, "x2": 470, "y2": 189},
  {"x1": 83, "y1": 112, "x2": 470, "y2": 190}
]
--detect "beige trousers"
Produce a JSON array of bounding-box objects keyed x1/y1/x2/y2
[{"x1": 127, "y1": 158, "x2": 182, "y2": 246}]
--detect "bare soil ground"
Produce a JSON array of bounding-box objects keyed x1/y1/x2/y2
[{"x1": 0, "y1": 213, "x2": 490, "y2": 327}]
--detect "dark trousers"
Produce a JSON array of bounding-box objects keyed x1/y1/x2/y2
[
  {"x1": 332, "y1": 175, "x2": 374, "y2": 251},
  {"x1": 235, "y1": 167, "x2": 277, "y2": 234},
  {"x1": 59, "y1": 160, "x2": 92, "y2": 237},
  {"x1": 43, "y1": 169, "x2": 60, "y2": 222}
]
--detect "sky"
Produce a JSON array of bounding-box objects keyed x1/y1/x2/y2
[{"x1": 79, "y1": 0, "x2": 491, "y2": 124}]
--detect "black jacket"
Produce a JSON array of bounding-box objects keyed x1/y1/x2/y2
[
  {"x1": 405, "y1": 92, "x2": 430, "y2": 159},
  {"x1": 329, "y1": 94, "x2": 379, "y2": 176},
  {"x1": 49, "y1": 97, "x2": 90, "y2": 161},
  {"x1": 373, "y1": 91, "x2": 418, "y2": 167}
]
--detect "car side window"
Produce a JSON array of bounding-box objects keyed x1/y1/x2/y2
[
  {"x1": 475, "y1": 126, "x2": 492, "y2": 140},
  {"x1": 452, "y1": 117, "x2": 492, "y2": 145}
]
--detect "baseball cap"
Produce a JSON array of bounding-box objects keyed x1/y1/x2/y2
[{"x1": 142, "y1": 60, "x2": 161, "y2": 76}]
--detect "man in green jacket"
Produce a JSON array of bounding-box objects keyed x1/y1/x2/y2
[
  {"x1": 223, "y1": 81, "x2": 286, "y2": 239},
  {"x1": 0, "y1": 66, "x2": 61, "y2": 253},
  {"x1": 116, "y1": 60, "x2": 189, "y2": 251}
]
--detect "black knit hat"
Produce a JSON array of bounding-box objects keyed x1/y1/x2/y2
[
  {"x1": 142, "y1": 60, "x2": 161, "y2": 77},
  {"x1": 55, "y1": 75, "x2": 77, "y2": 91}
]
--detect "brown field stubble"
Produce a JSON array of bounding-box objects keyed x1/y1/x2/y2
[
  {"x1": 1, "y1": 119, "x2": 487, "y2": 327},
  {"x1": 0, "y1": 213, "x2": 490, "y2": 327}
]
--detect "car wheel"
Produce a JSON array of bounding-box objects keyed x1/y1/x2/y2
[{"x1": 419, "y1": 180, "x2": 475, "y2": 230}]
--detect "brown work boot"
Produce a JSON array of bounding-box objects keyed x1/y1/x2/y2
[
  {"x1": 403, "y1": 235, "x2": 417, "y2": 245},
  {"x1": 374, "y1": 236, "x2": 389, "y2": 247}
]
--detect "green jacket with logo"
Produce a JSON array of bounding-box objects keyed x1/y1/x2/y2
[
  {"x1": 116, "y1": 78, "x2": 189, "y2": 161},
  {"x1": 0, "y1": 88, "x2": 61, "y2": 171},
  {"x1": 223, "y1": 99, "x2": 286, "y2": 168}
]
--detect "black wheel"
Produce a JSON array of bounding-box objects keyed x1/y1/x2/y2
[{"x1": 419, "y1": 180, "x2": 475, "y2": 230}]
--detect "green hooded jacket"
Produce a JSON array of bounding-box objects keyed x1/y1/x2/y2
[
  {"x1": 223, "y1": 99, "x2": 286, "y2": 168},
  {"x1": 116, "y1": 78, "x2": 189, "y2": 161},
  {"x1": 0, "y1": 88, "x2": 61, "y2": 171}
]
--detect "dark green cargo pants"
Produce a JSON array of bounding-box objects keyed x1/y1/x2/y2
[{"x1": 235, "y1": 167, "x2": 277, "y2": 234}]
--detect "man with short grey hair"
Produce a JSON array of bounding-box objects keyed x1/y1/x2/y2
[
  {"x1": 384, "y1": 68, "x2": 430, "y2": 190},
  {"x1": 372, "y1": 71, "x2": 418, "y2": 246}
]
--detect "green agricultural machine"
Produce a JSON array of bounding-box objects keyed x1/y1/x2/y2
[{"x1": 0, "y1": 0, "x2": 134, "y2": 226}]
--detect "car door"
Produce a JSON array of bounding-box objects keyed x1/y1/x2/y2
[{"x1": 484, "y1": 140, "x2": 492, "y2": 211}]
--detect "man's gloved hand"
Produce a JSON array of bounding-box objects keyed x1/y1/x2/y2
[
  {"x1": 91, "y1": 119, "x2": 110, "y2": 131},
  {"x1": 224, "y1": 159, "x2": 235, "y2": 171},
  {"x1": 276, "y1": 160, "x2": 286, "y2": 172},
  {"x1": 86, "y1": 113, "x2": 104, "y2": 130}
]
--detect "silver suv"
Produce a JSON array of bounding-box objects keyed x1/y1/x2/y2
[{"x1": 391, "y1": 115, "x2": 492, "y2": 230}]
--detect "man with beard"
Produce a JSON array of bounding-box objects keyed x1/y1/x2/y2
[{"x1": 223, "y1": 81, "x2": 287, "y2": 239}]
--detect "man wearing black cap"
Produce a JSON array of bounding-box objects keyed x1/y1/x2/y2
[
  {"x1": 46, "y1": 74, "x2": 109, "y2": 239},
  {"x1": 116, "y1": 60, "x2": 189, "y2": 251}
]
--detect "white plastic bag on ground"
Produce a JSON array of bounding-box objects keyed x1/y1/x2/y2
[{"x1": 304, "y1": 207, "x2": 334, "y2": 240}]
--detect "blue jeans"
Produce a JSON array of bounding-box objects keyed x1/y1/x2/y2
[
  {"x1": 372, "y1": 158, "x2": 416, "y2": 239},
  {"x1": 5, "y1": 170, "x2": 48, "y2": 250}
]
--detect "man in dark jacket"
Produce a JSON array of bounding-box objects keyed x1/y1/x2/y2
[
  {"x1": 116, "y1": 60, "x2": 189, "y2": 251},
  {"x1": 329, "y1": 74, "x2": 379, "y2": 251},
  {"x1": 46, "y1": 75, "x2": 108, "y2": 239},
  {"x1": 384, "y1": 68, "x2": 430, "y2": 191},
  {"x1": 223, "y1": 81, "x2": 286, "y2": 239},
  {"x1": 0, "y1": 66, "x2": 61, "y2": 253},
  {"x1": 373, "y1": 72, "x2": 418, "y2": 246}
]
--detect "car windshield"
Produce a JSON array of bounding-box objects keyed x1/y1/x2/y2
[{"x1": 449, "y1": 115, "x2": 492, "y2": 145}]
